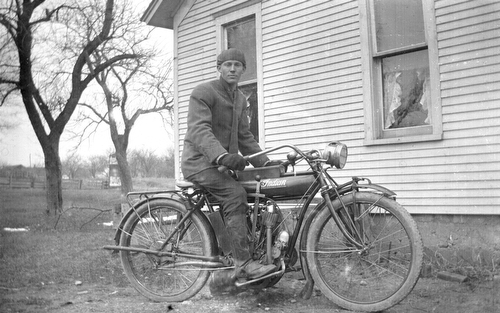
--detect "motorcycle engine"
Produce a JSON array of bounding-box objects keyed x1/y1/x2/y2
[{"x1": 248, "y1": 199, "x2": 290, "y2": 264}]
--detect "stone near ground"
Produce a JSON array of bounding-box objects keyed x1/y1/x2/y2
[{"x1": 437, "y1": 271, "x2": 469, "y2": 283}]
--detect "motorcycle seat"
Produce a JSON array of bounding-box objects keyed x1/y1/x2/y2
[{"x1": 176, "y1": 180, "x2": 195, "y2": 189}]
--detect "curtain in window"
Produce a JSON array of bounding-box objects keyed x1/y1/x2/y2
[
  {"x1": 384, "y1": 68, "x2": 430, "y2": 129},
  {"x1": 384, "y1": 72, "x2": 402, "y2": 129}
]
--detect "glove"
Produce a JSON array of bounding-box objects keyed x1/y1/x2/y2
[{"x1": 219, "y1": 153, "x2": 247, "y2": 171}]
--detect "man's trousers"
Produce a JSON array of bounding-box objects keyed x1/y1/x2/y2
[{"x1": 186, "y1": 167, "x2": 251, "y2": 266}]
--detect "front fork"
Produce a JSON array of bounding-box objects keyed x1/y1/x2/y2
[
  {"x1": 317, "y1": 172, "x2": 365, "y2": 249},
  {"x1": 299, "y1": 173, "x2": 383, "y2": 300}
]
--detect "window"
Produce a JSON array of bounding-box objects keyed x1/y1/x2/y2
[
  {"x1": 225, "y1": 16, "x2": 259, "y2": 140},
  {"x1": 215, "y1": 3, "x2": 263, "y2": 143},
  {"x1": 226, "y1": 16, "x2": 257, "y2": 83},
  {"x1": 359, "y1": 0, "x2": 442, "y2": 144}
]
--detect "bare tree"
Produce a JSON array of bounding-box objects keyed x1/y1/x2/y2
[
  {"x1": 129, "y1": 149, "x2": 160, "y2": 178},
  {"x1": 127, "y1": 148, "x2": 174, "y2": 178},
  {"x1": 62, "y1": 153, "x2": 83, "y2": 179},
  {"x1": 87, "y1": 154, "x2": 108, "y2": 179},
  {"x1": 0, "y1": 0, "x2": 138, "y2": 214},
  {"x1": 159, "y1": 148, "x2": 175, "y2": 178},
  {"x1": 76, "y1": 2, "x2": 174, "y2": 195}
]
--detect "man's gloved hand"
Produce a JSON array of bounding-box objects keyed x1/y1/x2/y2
[{"x1": 219, "y1": 153, "x2": 247, "y2": 171}]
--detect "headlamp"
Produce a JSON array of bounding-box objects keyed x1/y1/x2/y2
[{"x1": 322, "y1": 142, "x2": 348, "y2": 169}]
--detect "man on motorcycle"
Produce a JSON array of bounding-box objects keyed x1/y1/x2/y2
[{"x1": 181, "y1": 48, "x2": 276, "y2": 279}]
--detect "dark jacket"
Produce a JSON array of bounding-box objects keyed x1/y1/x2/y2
[{"x1": 181, "y1": 77, "x2": 268, "y2": 178}]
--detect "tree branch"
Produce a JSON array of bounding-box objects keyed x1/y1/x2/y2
[
  {"x1": 51, "y1": 0, "x2": 116, "y2": 134},
  {"x1": 33, "y1": 86, "x2": 55, "y2": 127},
  {"x1": 79, "y1": 102, "x2": 109, "y2": 125},
  {"x1": 29, "y1": 4, "x2": 71, "y2": 27},
  {"x1": 82, "y1": 53, "x2": 139, "y2": 86}
]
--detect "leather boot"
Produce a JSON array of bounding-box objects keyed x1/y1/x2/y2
[
  {"x1": 225, "y1": 213, "x2": 252, "y2": 263},
  {"x1": 225, "y1": 211, "x2": 276, "y2": 279},
  {"x1": 241, "y1": 259, "x2": 276, "y2": 279}
]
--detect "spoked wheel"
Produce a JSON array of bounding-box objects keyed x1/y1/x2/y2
[
  {"x1": 306, "y1": 192, "x2": 423, "y2": 312},
  {"x1": 119, "y1": 198, "x2": 217, "y2": 302}
]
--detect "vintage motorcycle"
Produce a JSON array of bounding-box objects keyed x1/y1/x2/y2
[{"x1": 104, "y1": 141, "x2": 423, "y2": 312}]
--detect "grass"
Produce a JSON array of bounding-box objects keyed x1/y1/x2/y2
[
  {"x1": 0, "y1": 178, "x2": 176, "y2": 289},
  {"x1": 133, "y1": 177, "x2": 175, "y2": 191},
  {"x1": 0, "y1": 185, "x2": 169, "y2": 289}
]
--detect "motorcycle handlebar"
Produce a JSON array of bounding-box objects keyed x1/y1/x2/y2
[
  {"x1": 218, "y1": 160, "x2": 293, "y2": 173},
  {"x1": 217, "y1": 144, "x2": 305, "y2": 173}
]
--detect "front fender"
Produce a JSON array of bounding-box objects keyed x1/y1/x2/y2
[{"x1": 355, "y1": 183, "x2": 396, "y2": 198}]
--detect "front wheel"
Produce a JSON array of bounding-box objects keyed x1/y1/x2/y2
[
  {"x1": 119, "y1": 198, "x2": 217, "y2": 302},
  {"x1": 305, "y1": 192, "x2": 423, "y2": 312}
]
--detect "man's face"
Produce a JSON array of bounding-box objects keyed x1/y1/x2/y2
[{"x1": 218, "y1": 60, "x2": 245, "y2": 87}]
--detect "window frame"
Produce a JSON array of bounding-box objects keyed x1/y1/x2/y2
[
  {"x1": 359, "y1": 0, "x2": 442, "y2": 145},
  {"x1": 215, "y1": 2, "x2": 265, "y2": 145}
]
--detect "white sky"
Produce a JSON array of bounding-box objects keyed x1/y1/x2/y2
[
  {"x1": 0, "y1": 88, "x2": 175, "y2": 167},
  {"x1": 0, "y1": 4, "x2": 174, "y2": 167}
]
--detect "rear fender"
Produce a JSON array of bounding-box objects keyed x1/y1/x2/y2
[{"x1": 112, "y1": 196, "x2": 190, "y2": 245}]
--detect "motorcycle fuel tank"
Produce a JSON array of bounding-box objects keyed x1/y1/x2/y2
[{"x1": 240, "y1": 173, "x2": 316, "y2": 198}]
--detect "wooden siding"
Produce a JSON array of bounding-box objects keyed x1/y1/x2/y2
[
  {"x1": 432, "y1": 0, "x2": 500, "y2": 214},
  {"x1": 261, "y1": 0, "x2": 363, "y2": 149},
  {"x1": 173, "y1": 0, "x2": 500, "y2": 214},
  {"x1": 335, "y1": 0, "x2": 500, "y2": 214}
]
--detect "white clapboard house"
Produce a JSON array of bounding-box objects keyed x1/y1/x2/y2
[{"x1": 141, "y1": 0, "x2": 500, "y2": 217}]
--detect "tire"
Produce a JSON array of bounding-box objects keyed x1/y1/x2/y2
[
  {"x1": 119, "y1": 198, "x2": 217, "y2": 302},
  {"x1": 305, "y1": 192, "x2": 423, "y2": 312}
]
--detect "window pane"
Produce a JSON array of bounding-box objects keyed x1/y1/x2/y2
[
  {"x1": 239, "y1": 83, "x2": 259, "y2": 141},
  {"x1": 382, "y1": 50, "x2": 430, "y2": 129},
  {"x1": 226, "y1": 17, "x2": 257, "y2": 82},
  {"x1": 374, "y1": 0, "x2": 425, "y2": 51}
]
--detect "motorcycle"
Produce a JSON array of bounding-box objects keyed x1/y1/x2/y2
[{"x1": 104, "y1": 141, "x2": 423, "y2": 312}]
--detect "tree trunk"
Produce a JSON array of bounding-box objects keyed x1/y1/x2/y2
[
  {"x1": 43, "y1": 141, "x2": 63, "y2": 215},
  {"x1": 115, "y1": 145, "x2": 133, "y2": 196}
]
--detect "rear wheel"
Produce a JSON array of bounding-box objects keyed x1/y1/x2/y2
[
  {"x1": 119, "y1": 198, "x2": 216, "y2": 302},
  {"x1": 306, "y1": 192, "x2": 423, "y2": 312}
]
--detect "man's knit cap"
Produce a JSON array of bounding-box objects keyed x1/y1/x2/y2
[{"x1": 217, "y1": 48, "x2": 246, "y2": 68}]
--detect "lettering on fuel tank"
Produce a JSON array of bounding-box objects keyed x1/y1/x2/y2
[{"x1": 260, "y1": 179, "x2": 287, "y2": 188}]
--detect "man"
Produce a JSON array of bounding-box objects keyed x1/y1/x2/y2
[{"x1": 181, "y1": 48, "x2": 276, "y2": 279}]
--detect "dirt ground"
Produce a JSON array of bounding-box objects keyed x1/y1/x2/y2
[{"x1": 1, "y1": 270, "x2": 499, "y2": 313}]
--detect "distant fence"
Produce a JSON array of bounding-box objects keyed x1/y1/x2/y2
[{"x1": 0, "y1": 177, "x2": 109, "y2": 190}]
